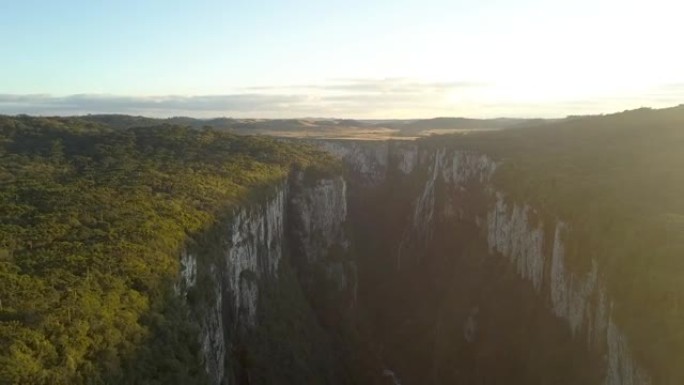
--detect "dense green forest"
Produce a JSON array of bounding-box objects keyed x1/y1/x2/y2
[
  {"x1": 2, "y1": 107, "x2": 683, "y2": 384},
  {"x1": 0, "y1": 115, "x2": 337, "y2": 384},
  {"x1": 424, "y1": 106, "x2": 684, "y2": 383}
]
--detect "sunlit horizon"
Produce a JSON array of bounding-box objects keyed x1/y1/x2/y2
[{"x1": 2, "y1": 0, "x2": 683, "y2": 118}]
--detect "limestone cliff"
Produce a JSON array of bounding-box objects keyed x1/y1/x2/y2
[
  {"x1": 288, "y1": 173, "x2": 356, "y2": 299},
  {"x1": 177, "y1": 173, "x2": 354, "y2": 385},
  {"x1": 318, "y1": 140, "x2": 651, "y2": 385},
  {"x1": 173, "y1": 139, "x2": 655, "y2": 385}
]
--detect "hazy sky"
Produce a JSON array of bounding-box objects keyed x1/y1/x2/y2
[{"x1": 1, "y1": 0, "x2": 682, "y2": 118}]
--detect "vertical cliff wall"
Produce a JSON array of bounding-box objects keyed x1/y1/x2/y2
[
  {"x1": 172, "y1": 139, "x2": 656, "y2": 385},
  {"x1": 288, "y1": 173, "x2": 357, "y2": 310},
  {"x1": 319, "y1": 140, "x2": 651, "y2": 385},
  {"x1": 176, "y1": 173, "x2": 358, "y2": 385}
]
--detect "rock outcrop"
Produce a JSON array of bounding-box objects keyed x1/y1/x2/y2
[
  {"x1": 175, "y1": 139, "x2": 653, "y2": 385},
  {"x1": 318, "y1": 140, "x2": 650, "y2": 385},
  {"x1": 178, "y1": 174, "x2": 353, "y2": 385}
]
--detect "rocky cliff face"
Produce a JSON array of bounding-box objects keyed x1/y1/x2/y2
[
  {"x1": 487, "y1": 194, "x2": 650, "y2": 385},
  {"x1": 317, "y1": 141, "x2": 390, "y2": 185},
  {"x1": 174, "y1": 139, "x2": 653, "y2": 385},
  {"x1": 177, "y1": 174, "x2": 354, "y2": 385},
  {"x1": 288, "y1": 174, "x2": 356, "y2": 298},
  {"x1": 317, "y1": 140, "x2": 651, "y2": 385},
  {"x1": 176, "y1": 187, "x2": 286, "y2": 385}
]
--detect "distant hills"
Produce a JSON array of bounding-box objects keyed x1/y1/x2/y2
[
  {"x1": 19, "y1": 105, "x2": 683, "y2": 139},
  {"x1": 74, "y1": 114, "x2": 552, "y2": 139}
]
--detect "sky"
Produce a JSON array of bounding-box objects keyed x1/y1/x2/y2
[{"x1": 1, "y1": 0, "x2": 683, "y2": 118}]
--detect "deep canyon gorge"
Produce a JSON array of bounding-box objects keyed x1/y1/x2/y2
[
  {"x1": 3, "y1": 109, "x2": 682, "y2": 385},
  {"x1": 180, "y1": 140, "x2": 653, "y2": 385}
]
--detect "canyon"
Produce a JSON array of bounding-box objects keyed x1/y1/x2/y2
[{"x1": 178, "y1": 139, "x2": 653, "y2": 385}]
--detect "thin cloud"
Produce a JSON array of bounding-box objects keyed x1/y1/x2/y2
[
  {"x1": 242, "y1": 78, "x2": 486, "y2": 94},
  {"x1": 658, "y1": 83, "x2": 684, "y2": 91},
  {"x1": 0, "y1": 94, "x2": 308, "y2": 117},
  {"x1": 0, "y1": 81, "x2": 681, "y2": 119},
  {"x1": 0, "y1": 94, "x2": 53, "y2": 103},
  {"x1": 0, "y1": 78, "x2": 471, "y2": 117}
]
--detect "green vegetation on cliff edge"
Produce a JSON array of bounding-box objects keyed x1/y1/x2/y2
[
  {"x1": 0, "y1": 115, "x2": 338, "y2": 384},
  {"x1": 424, "y1": 106, "x2": 684, "y2": 383}
]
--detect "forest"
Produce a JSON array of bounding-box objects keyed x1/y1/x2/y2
[
  {"x1": 0, "y1": 115, "x2": 337, "y2": 384},
  {"x1": 424, "y1": 106, "x2": 684, "y2": 382},
  {"x1": 2, "y1": 107, "x2": 683, "y2": 384}
]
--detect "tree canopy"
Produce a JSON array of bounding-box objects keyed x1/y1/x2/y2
[
  {"x1": 424, "y1": 106, "x2": 684, "y2": 383},
  {"x1": 0, "y1": 115, "x2": 337, "y2": 384}
]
